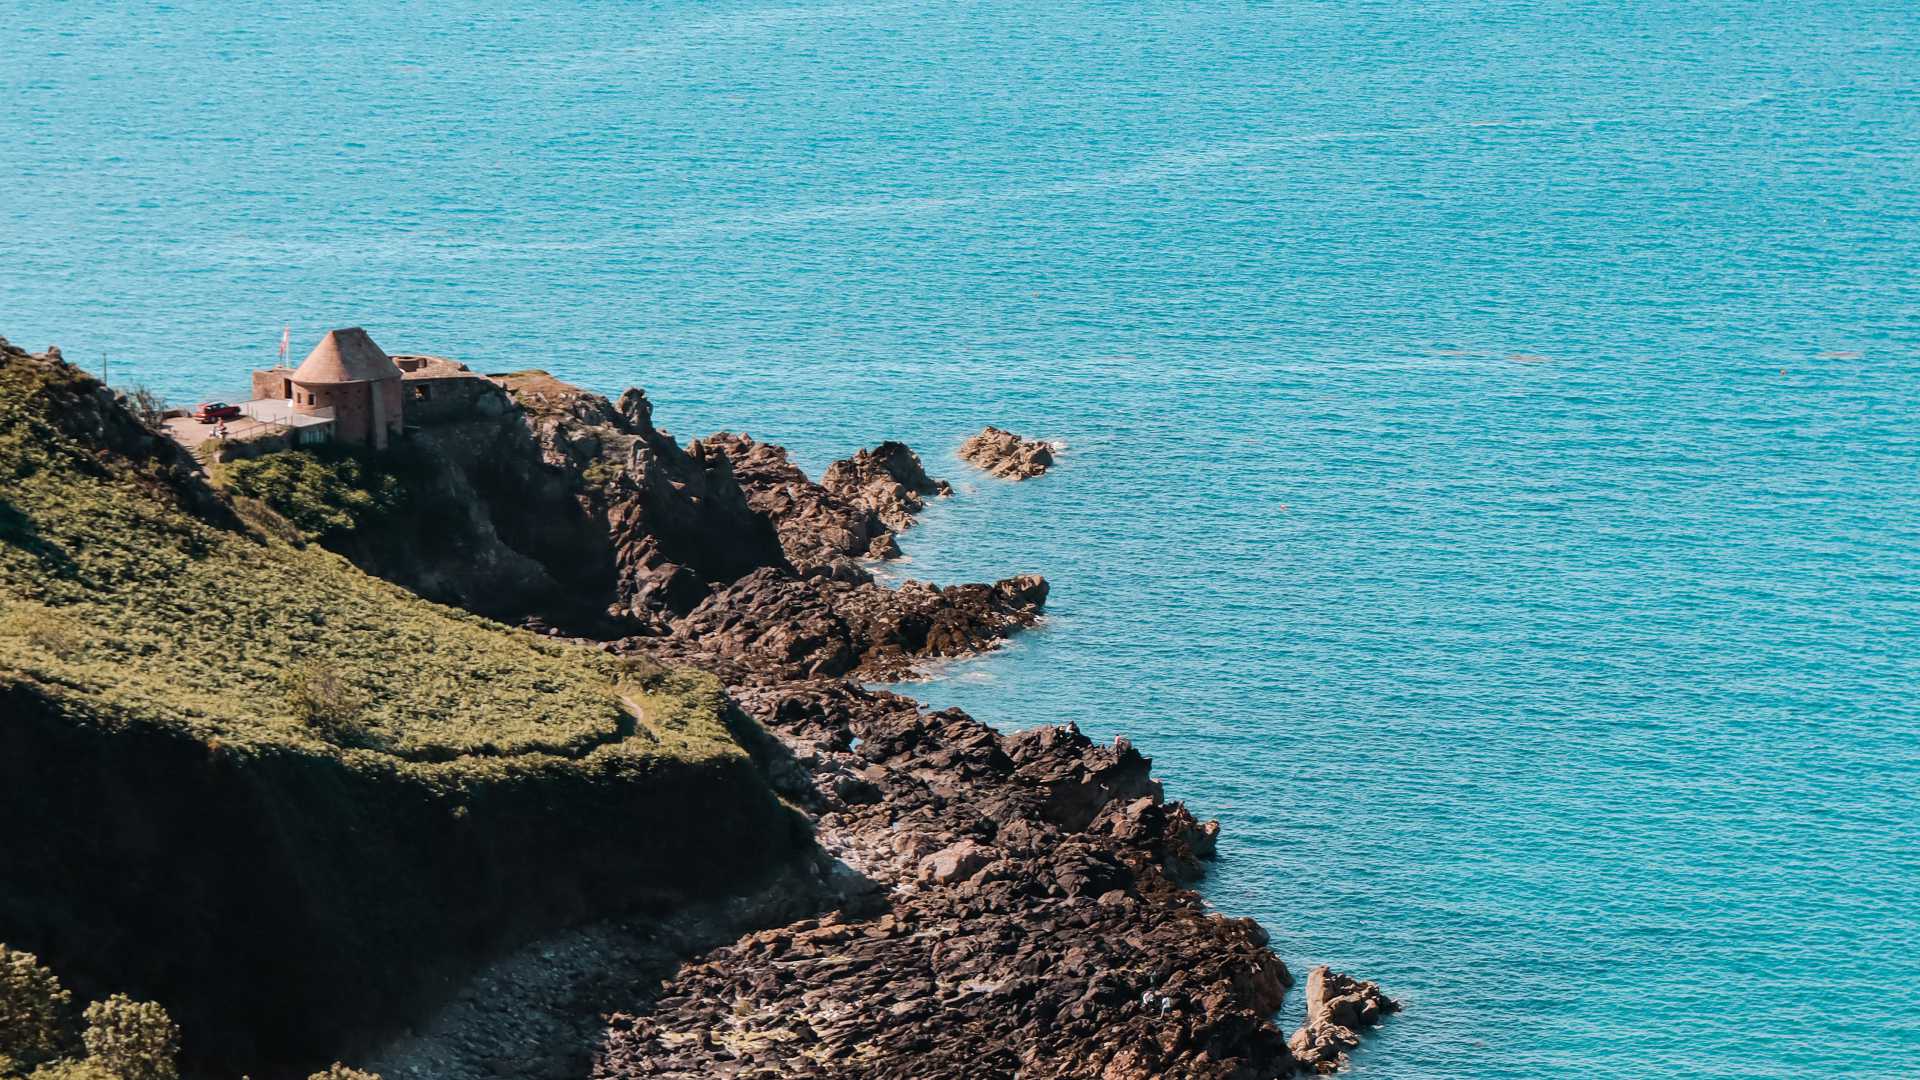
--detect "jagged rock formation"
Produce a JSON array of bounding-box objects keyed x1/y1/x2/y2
[
  {"x1": 704, "y1": 433, "x2": 894, "y2": 574},
  {"x1": 959, "y1": 425, "x2": 1056, "y2": 480},
  {"x1": 642, "y1": 569, "x2": 1048, "y2": 682},
  {"x1": 503, "y1": 375, "x2": 789, "y2": 622},
  {"x1": 597, "y1": 684, "x2": 1307, "y2": 1080},
  {"x1": 1287, "y1": 967, "x2": 1401, "y2": 1074},
  {"x1": 325, "y1": 369, "x2": 1391, "y2": 1078},
  {"x1": 706, "y1": 434, "x2": 949, "y2": 575},
  {"x1": 821, "y1": 440, "x2": 951, "y2": 531}
]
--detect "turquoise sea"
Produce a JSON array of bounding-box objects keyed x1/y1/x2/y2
[{"x1": 5, "y1": 2, "x2": 1918, "y2": 1075}]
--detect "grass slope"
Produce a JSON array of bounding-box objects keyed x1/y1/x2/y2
[
  {"x1": 0, "y1": 345, "x2": 802, "y2": 1069},
  {"x1": 0, "y1": 348, "x2": 729, "y2": 768}
]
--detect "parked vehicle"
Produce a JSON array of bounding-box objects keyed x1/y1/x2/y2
[{"x1": 194, "y1": 402, "x2": 241, "y2": 423}]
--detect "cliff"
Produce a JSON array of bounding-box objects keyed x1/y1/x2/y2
[{"x1": 0, "y1": 340, "x2": 807, "y2": 1072}]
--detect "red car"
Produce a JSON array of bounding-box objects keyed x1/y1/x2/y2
[{"x1": 194, "y1": 402, "x2": 242, "y2": 423}]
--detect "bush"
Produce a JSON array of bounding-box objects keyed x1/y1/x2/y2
[
  {"x1": 0, "y1": 945, "x2": 72, "y2": 1071},
  {"x1": 122, "y1": 387, "x2": 169, "y2": 431},
  {"x1": 283, "y1": 660, "x2": 372, "y2": 745},
  {"x1": 219, "y1": 448, "x2": 408, "y2": 539},
  {"x1": 79, "y1": 995, "x2": 177, "y2": 1080}
]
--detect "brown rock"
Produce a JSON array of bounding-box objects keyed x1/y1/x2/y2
[
  {"x1": 919, "y1": 839, "x2": 993, "y2": 884},
  {"x1": 959, "y1": 425, "x2": 1056, "y2": 480},
  {"x1": 706, "y1": 434, "x2": 949, "y2": 574},
  {"x1": 1287, "y1": 966, "x2": 1400, "y2": 1074},
  {"x1": 821, "y1": 440, "x2": 952, "y2": 531},
  {"x1": 592, "y1": 678, "x2": 1367, "y2": 1080},
  {"x1": 654, "y1": 567, "x2": 1047, "y2": 682}
]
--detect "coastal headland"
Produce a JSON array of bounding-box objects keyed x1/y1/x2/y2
[{"x1": 0, "y1": 333, "x2": 1393, "y2": 1079}]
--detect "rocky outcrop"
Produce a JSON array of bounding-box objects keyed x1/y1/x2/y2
[
  {"x1": 704, "y1": 433, "x2": 895, "y2": 573},
  {"x1": 500, "y1": 375, "x2": 788, "y2": 623},
  {"x1": 596, "y1": 683, "x2": 1303, "y2": 1080},
  {"x1": 1287, "y1": 967, "x2": 1401, "y2": 1074},
  {"x1": 644, "y1": 567, "x2": 1049, "y2": 682},
  {"x1": 821, "y1": 440, "x2": 951, "y2": 531},
  {"x1": 579, "y1": 410, "x2": 1399, "y2": 1076},
  {"x1": 959, "y1": 425, "x2": 1056, "y2": 480},
  {"x1": 706, "y1": 434, "x2": 950, "y2": 574}
]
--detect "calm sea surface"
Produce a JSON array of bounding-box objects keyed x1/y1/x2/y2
[{"x1": 5, "y1": 2, "x2": 1918, "y2": 1075}]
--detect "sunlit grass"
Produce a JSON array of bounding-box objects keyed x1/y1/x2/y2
[{"x1": 0, "y1": 354, "x2": 741, "y2": 774}]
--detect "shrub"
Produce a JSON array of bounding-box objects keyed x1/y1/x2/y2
[
  {"x1": 219, "y1": 448, "x2": 408, "y2": 540},
  {"x1": 79, "y1": 995, "x2": 177, "y2": 1080},
  {"x1": 283, "y1": 660, "x2": 372, "y2": 745},
  {"x1": 122, "y1": 387, "x2": 169, "y2": 430},
  {"x1": 0, "y1": 945, "x2": 72, "y2": 1071}
]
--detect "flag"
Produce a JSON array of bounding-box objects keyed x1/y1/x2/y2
[{"x1": 278, "y1": 326, "x2": 290, "y2": 361}]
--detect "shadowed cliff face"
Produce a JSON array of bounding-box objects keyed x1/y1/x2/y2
[
  {"x1": 412, "y1": 373, "x2": 790, "y2": 628},
  {"x1": 321, "y1": 371, "x2": 1040, "y2": 678},
  {"x1": 282, "y1": 373, "x2": 791, "y2": 633}
]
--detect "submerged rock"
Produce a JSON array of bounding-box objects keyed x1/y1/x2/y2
[{"x1": 959, "y1": 425, "x2": 1056, "y2": 480}]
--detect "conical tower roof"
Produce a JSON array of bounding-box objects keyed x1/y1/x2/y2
[{"x1": 292, "y1": 328, "x2": 401, "y2": 384}]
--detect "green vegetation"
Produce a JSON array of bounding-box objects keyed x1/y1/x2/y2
[
  {"x1": 77, "y1": 997, "x2": 177, "y2": 1080},
  {"x1": 0, "y1": 354, "x2": 736, "y2": 764},
  {"x1": 0, "y1": 945, "x2": 174, "y2": 1080},
  {"x1": 0, "y1": 347, "x2": 802, "y2": 1068},
  {"x1": 216, "y1": 446, "x2": 407, "y2": 540},
  {"x1": 0, "y1": 945, "x2": 383, "y2": 1080},
  {"x1": 1, "y1": 945, "x2": 72, "y2": 1073}
]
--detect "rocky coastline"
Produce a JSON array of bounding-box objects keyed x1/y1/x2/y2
[
  {"x1": 406, "y1": 376, "x2": 1398, "y2": 1077},
  {"x1": 0, "y1": 338, "x2": 1393, "y2": 1078}
]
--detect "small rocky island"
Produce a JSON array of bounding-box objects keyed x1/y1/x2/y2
[
  {"x1": 960, "y1": 425, "x2": 1057, "y2": 480},
  {"x1": 0, "y1": 330, "x2": 1394, "y2": 1080}
]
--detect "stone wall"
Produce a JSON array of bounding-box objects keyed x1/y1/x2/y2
[
  {"x1": 252, "y1": 367, "x2": 295, "y2": 402},
  {"x1": 403, "y1": 375, "x2": 511, "y2": 426}
]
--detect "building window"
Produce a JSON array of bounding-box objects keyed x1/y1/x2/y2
[{"x1": 413, "y1": 384, "x2": 432, "y2": 400}]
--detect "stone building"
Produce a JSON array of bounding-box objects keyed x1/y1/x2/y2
[
  {"x1": 283, "y1": 328, "x2": 405, "y2": 448},
  {"x1": 390, "y1": 354, "x2": 512, "y2": 424},
  {"x1": 234, "y1": 330, "x2": 511, "y2": 455}
]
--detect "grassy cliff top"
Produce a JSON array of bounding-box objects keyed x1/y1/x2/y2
[{"x1": 0, "y1": 346, "x2": 737, "y2": 775}]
